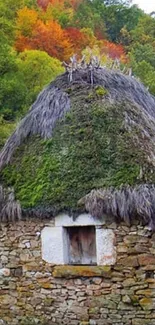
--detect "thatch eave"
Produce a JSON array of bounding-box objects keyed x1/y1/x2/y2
[
  {"x1": 1, "y1": 183, "x2": 155, "y2": 231},
  {"x1": 79, "y1": 184, "x2": 155, "y2": 230}
]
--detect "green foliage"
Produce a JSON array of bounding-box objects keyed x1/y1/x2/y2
[
  {"x1": 2, "y1": 90, "x2": 147, "y2": 212},
  {"x1": 130, "y1": 15, "x2": 155, "y2": 45},
  {"x1": 130, "y1": 43, "x2": 155, "y2": 69},
  {"x1": 0, "y1": 48, "x2": 64, "y2": 120},
  {"x1": 0, "y1": 41, "x2": 26, "y2": 120},
  {"x1": 128, "y1": 15, "x2": 155, "y2": 95},
  {"x1": 131, "y1": 60, "x2": 155, "y2": 94},
  {"x1": 72, "y1": 0, "x2": 106, "y2": 36},
  {"x1": 16, "y1": 50, "x2": 64, "y2": 110},
  {"x1": 96, "y1": 3, "x2": 144, "y2": 42},
  {"x1": 0, "y1": 0, "x2": 37, "y2": 44},
  {"x1": 0, "y1": 117, "x2": 16, "y2": 149}
]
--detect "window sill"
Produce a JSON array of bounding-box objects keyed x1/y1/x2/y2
[{"x1": 53, "y1": 265, "x2": 111, "y2": 278}]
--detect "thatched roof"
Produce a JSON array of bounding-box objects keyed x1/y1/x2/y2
[
  {"x1": 1, "y1": 66, "x2": 155, "y2": 227},
  {"x1": 78, "y1": 185, "x2": 155, "y2": 230}
]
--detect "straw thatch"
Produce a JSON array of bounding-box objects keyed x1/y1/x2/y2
[
  {"x1": 0, "y1": 185, "x2": 21, "y2": 222},
  {"x1": 1, "y1": 65, "x2": 155, "y2": 226},
  {"x1": 78, "y1": 184, "x2": 155, "y2": 230},
  {"x1": 1, "y1": 67, "x2": 155, "y2": 170},
  {"x1": 0, "y1": 87, "x2": 70, "y2": 170}
]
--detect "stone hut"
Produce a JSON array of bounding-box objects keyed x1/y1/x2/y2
[{"x1": 1, "y1": 65, "x2": 155, "y2": 325}]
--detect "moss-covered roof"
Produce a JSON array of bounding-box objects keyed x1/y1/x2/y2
[{"x1": 1, "y1": 67, "x2": 155, "y2": 226}]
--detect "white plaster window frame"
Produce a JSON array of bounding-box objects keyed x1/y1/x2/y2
[{"x1": 41, "y1": 213, "x2": 116, "y2": 266}]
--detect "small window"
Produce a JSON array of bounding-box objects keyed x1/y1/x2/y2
[
  {"x1": 41, "y1": 213, "x2": 116, "y2": 266},
  {"x1": 66, "y1": 226, "x2": 97, "y2": 265}
]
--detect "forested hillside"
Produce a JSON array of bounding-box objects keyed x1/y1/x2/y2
[{"x1": 0, "y1": 0, "x2": 155, "y2": 147}]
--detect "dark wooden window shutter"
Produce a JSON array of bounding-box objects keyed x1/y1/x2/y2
[{"x1": 66, "y1": 226, "x2": 97, "y2": 265}]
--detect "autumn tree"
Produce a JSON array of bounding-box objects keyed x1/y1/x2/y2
[
  {"x1": 101, "y1": 40, "x2": 127, "y2": 61},
  {"x1": 15, "y1": 7, "x2": 72, "y2": 61},
  {"x1": 65, "y1": 27, "x2": 86, "y2": 53},
  {"x1": 39, "y1": 0, "x2": 74, "y2": 27},
  {"x1": 37, "y1": 0, "x2": 49, "y2": 9},
  {"x1": 16, "y1": 7, "x2": 38, "y2": 37}
]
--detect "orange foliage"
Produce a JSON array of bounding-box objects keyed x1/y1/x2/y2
[
  {"x1": 15, "y1": 3, "x2": 127, "y2": 63},
  {"x1": 16, "y1": 7, "x2": 38, "y2": 37},
  {"x1": 15, "y1": 19, "x2": 72, "y2": 61},
  {"x1": 15, "y1": 35, "x2": 32, "y2": 52},
  {"x1": 65, "y1": 27, "x2": 98, "y2": 55}
]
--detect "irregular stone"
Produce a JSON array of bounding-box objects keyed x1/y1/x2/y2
[
  {"x1": 138, "y1": 254, "x2": 155, "y2": 266},
  {"x1": 122, "y1": 295, "x2": 131, "y2": 304},
  {"x1": 89, "y1": 307, "x2": 99, "y2": 314},
  {"x1": 123, "y1": 278, "x2": 136, "y2": 287},
  {"x1": 136, "y1": 289, "x2": 152, "y2": 296},
  {"x1": 92, "y1": 278, "x2": 102, "y2": 285},
  {"x1": 1, "y1": 256, "x2": 8, "y2": 264},
  {"x1": 89, "y1": 297, "x2": 116, "y2": 309},
  {"x1": 89, "y1": 320, "x2": 97, "y2": 325},
  {"x1": 20, "y1": 253, "x2": 32, "y2": 262},
  {"x1": 0, "y1": 269, "x2": 10, "y2": 277},
  {"x1": 0, "y1": 295, "x2": 17, "y2": 305},
  {"x1": 117, "y1": 302, "x2": 135, "y2": 310},
  {"x1": 118, "y1": 256, "x2": 139, "y2": 267},
  {"x1": 68, "y1": 306, "x2": 88, "y2": 320},
  {"x1": 132, "y1": 319, "x2": 155, "y2": 325},
  {"x1": 74, "y1": 279, "x2": 82, "y2": 285},
  {"x1": 139, "y1": 297, "x2": 155, "y2": 310},
  {"x1": 117, "y1": 245, "x2": 128, "y2": 253},
  {"x1": 124, "y1": 235, "x2": 148, "y2": 244},
  {"x1": 11, "y1": 267, "x2": 21, "y2": 278}
]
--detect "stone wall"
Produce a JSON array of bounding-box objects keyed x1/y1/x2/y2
[{"x1": 0, "y1": 219, "x2": 155, "y2": 325}]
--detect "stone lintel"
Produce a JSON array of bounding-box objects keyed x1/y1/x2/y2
[{"x1": 53, "y1": 265, "x2": 111, "y2": 278}]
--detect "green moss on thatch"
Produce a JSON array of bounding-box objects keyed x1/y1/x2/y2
[
  {"x1": 1, "y1": 86, "x2": 152, "y2": 214},
  {"x1": 95, "y1": 86, "x2": 108, "y2": 97}
]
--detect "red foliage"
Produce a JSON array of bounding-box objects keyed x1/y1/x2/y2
[
  {"x1": 95, "y1": 28, "x2": 106, "y2": 40},
  {"x1": 37, "y1": 0, "x2": 82, "y2": 10},
  {"x1": 15, "y1": 3, "x2": 128, "y2": 63},
  {"x1": 37, "y1": 0, "x2": 50, "y2": 10},
  {"x1": 70, "y1": 0, "x2": 83, "y2": 10},
  {"x1": 65, "y1": 27, "x2": 86, "y2": 54},
  {"x1": 101, "y1": 40, "x2": 126, "y2": 60},
  {"x1": 37, "y1": 0, "x2": 66, "y2": 10},
  {"x1": 15, "y1": 35, "x2": 32, "y2": 52}
]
